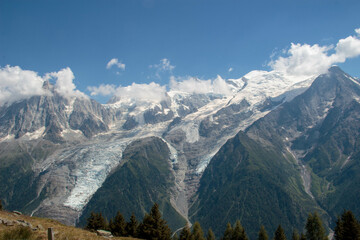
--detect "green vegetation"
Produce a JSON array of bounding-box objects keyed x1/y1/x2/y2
[
  {"x1": 305, "y1": 212, "x2": 327, "y2": 240},
  {"x1": 206, "y1": 228, "x2": 216, "y2": 240},
  {"x1": 273, "y1": 225, "x2": 286, "y2": 240},
  {"x1": 190, "y1": 222, "x2": 205, "y2": 240},
  {"x1": 138, "y1": 203, "x2": 172, "y2": 240},
  {"x1": 0, "y1": 141, "x2": 58, "y2": 213},
  {"x1": 85, "y1": 203, "x2": 171, "y2": 240},
  {"x1": 258, "y1": 225, "x2": 268, "y2": 240},
  {"x1": 190, "y1": 132, "x2": 319, "y2": 238},
  {"x1": 79, "y1": 137, "x2": 187, "y2": 231},
  {"x1": 334, "y1": 210, "x2": 360, "y2": 240},
  {"x1": 109, "y1": 211, "x2": 126, "y2": 236},
  {"x1": 85, "y1": 212, "x2": 108, "y2": 231}
]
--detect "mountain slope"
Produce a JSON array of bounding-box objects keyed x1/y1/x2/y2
[
  {"x1": 78, "y1": 136, "x2": 187, "y2": 230},
  {"x1": 190, "y1": 66, "x2": 360, "y2": 237},
  {"x1": 189, "y1": 131, "x2": 320, "y2": 238},
  {"x1": 2, "y1": 66, "x2": 359, "y2": 235}
]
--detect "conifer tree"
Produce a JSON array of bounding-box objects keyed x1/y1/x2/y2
[
  {"x1": 126, "y1": 213, "x2": 139, "y2": 237},
  {"x1": 299, "y1": 233, "x2": 306, "y2": 240},
  {"x1": 258, "y1": 225, "x2": 269, "y2": 240},
  {"x1": 291, "y1": 229, "x2": 300, "y2": 240},
  {"x1": 334, "y1": 210, "x2": 360, "y2": 240},
  {"x1": 109, "y1": 211, "x2": 126, "y2": 236},
  {"x1": 85, "y1": 212, "x2": 107, "y2": 231},
  {"x1": 273, "y1": 225, "x2": 287, "y2": 240},
  {"x1": 191, "y1": 221, "x2": 205, "y2": 240},
  {"x1": 231, "y1": 220, "x2": 248, "y2": 240},
  {"x1": 138, "y1": 203, "x2": 172, "y2": 240},
  {"x1": 179, "y1": 223, "x2": 191, "y2": 240},
  {"x1": 222, "y1": 222, "x2": 233, "y2": 240},
  {"x1": 173, "y1": 233, "x2": 179, "y2": 240},
  {"x1": 305, "y1": 212, "x2": 328, "y2": 240},
  {"x1": 207, "y1": 228, "x2": 216, "y2": 240}
]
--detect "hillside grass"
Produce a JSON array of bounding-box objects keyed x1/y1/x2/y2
[{"x1": 0, "y1": 210, "x2": 140, "y2": 240}]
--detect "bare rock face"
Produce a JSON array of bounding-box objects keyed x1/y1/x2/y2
[{"x1": 0, "y1": 86, "x2": 118, "y2": 142}]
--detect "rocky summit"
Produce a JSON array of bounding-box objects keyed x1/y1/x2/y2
[{"x1": 0, "y1": 66, "x2": 359, "y2": 239}]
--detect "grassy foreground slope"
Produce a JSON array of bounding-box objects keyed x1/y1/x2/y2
[{"x1": 0, "y1": 210, "x2": 139, "y2": 240}]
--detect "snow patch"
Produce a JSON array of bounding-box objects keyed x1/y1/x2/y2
[
  {"x1": 22, "y1": 127, "x2": 45, "y2": 140},
  {"x1": 0, "y1": 134, "x2": 15, "y2": 142}
]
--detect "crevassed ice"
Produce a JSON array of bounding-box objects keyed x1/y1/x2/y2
[{"x1": 63, "y1": 141, "x2": 128, "y2": 211}]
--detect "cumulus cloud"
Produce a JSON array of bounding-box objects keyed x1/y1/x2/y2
[
  {"x1": 89, "y1": 82, "x2": 167, "y2": 103},
  {"x1": 114, "y1": 82, "x2": 167, "y2": 103},
  {"x1": 106, "y1": 58, "x2": 126, "y2": 70},
  {"x1": 355, "y1": 28, "x2": 360, "y2": 36},
  {"x1": 87, "y1": 84, "x2": 117, "y2": 96},
  {"x1": 45, "y1": 67, "x2": 83, "y2": 98},
  {"x1": 269, "y1": 28, "x2": 360, "y2": 77},
  {"x1": 169, "y1": 75, "x2": 232, "y2": 95},
  {"x1": 0, "y1": 65, "x2": 83, "y2": 106},
  {"x1": 0, "y1": 65, "x2": 45, "y2": 106}
]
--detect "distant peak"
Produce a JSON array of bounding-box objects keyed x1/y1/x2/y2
[
  {"x1": 328, "y1": 65, "x2": 344, "y2": 74},
  {"x1": 42, "y1": 80, "x2": 51, "y2": 90}
]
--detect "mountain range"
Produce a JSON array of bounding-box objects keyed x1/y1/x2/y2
[{"x1": 0, "y1": 66, "x2": 359, "y2": 238}]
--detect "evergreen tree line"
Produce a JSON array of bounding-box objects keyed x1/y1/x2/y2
[
  {"x1": 85, "y1": 203, "x2": 171, "y2": 239},
  {"x1": 85, "y1": 206, "x2": 360, "y2": 240}
]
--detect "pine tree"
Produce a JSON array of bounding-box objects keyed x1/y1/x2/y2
[
  {"x1": 138, "y1": 203, "x2": 172, "y2": 240},
  {"x1": 126, "y1": 213, "x2": 139, "y2": 237},
  {"x1": 258, "y1": 225, "x2": 269, "y2": 240},
  {"x1": 273, "y1": 225, "x2": 287, "y2": 240},
  {"x1": 291, "y1": 229, "x2": 300, "y2": 240},
  {"x1": 299, "y1": 233, "x2": 306, "y2": 240},
  {"x1": 109, "y1": 211, "x2": 126, "y2": 236},
  {"x1": 334, "y1": 210, "x2": 360, "y2": 240},
  {"x1": 231, "y1": 220, "x2": 248, "y2": 240},
  {"x1": 85, "y1": 212, "x2": 107, "y2": 231},
  {"x1": 335, "y1": 216, "x2": 343, "y2": 240},
  {"x1": 173, "y1": 233, "x2": 179, "y2": 240},
  {"x1": 207, "y1": 228, "x2": 216, "y2": 240},
  {"x1": 179, "y1": 223, "x2": 191, "y2": 240},
  {"x1": 305, "y1": 212, "x2": 328, "y2": 240},
  {"x1": 191, "y1": 221, "x2": 205, "y2": 240},
  {"x1": 222, "y1": 222, "x2": 233, "y2": 240}
]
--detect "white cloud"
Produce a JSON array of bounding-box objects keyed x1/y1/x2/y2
[
  {"x1": 169, "y1": 75, "x2": 232, "y2": 95},
  {"x1": 151, "y1": 58, "x2": 175, "y2": 71},
  {"x1": 0, "y1": 65, "x2": 45, "y2": 106},
  {"x1": 149, "y1": 58, "x2": 175, "y2": 78},
  {"x1": 89, "y1": 82, "x2": 167, "y2": 104},
  {"x1": 45, "y1": 67, "x2": 83, "y2": 98},
  {"x1": 0, "y1": 65, "x2": 84, "y2": 106},
  {"x1": 228, "y1": 67, "x2": 233, "y2": 72},
  {"x1": 114, "y1": 82, "x2": 167, "y2": 103},
  {"x1": 334, "y1": 34, "x2": 360, "y2": 61},
  {"x1": 88, "y1": 84, "x2": 117, "y2": 96},
  {"x1": 106, "y1": 58, "x2": 126, "y2": 70},
  {"x1": 355, "y1": 28, "x2": 360, "y2": 36},
  {"x1": 269, "y1": 28, "x2": 360, "y2": 77}
]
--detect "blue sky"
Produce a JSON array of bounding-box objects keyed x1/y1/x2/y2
[{"x1": 1, "y1": 0, "x2": 360, "y2": 103}]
